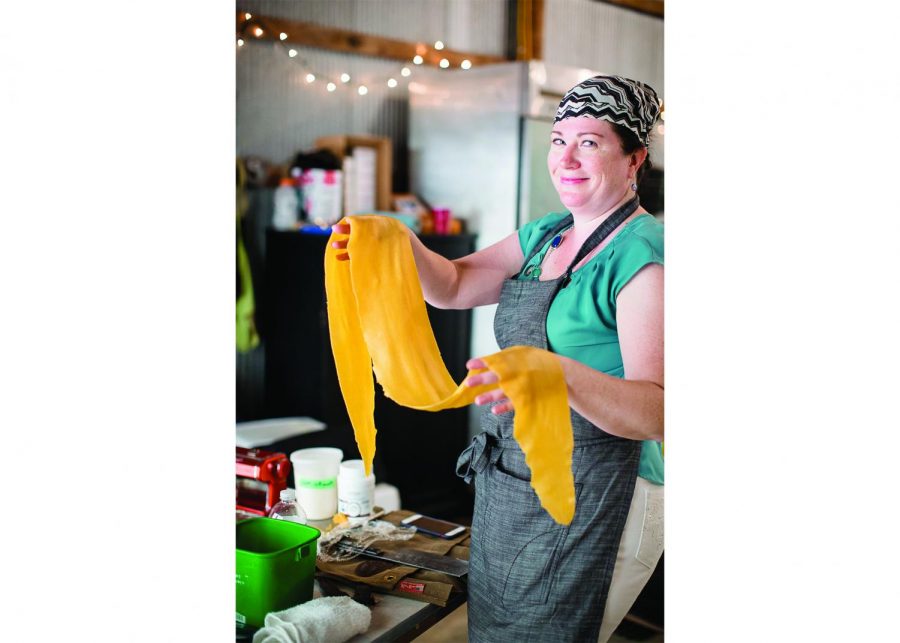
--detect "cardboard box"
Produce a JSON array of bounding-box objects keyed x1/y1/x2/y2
[{"x1": 314, "y1": 135, "x2": 393, "y2": 212}]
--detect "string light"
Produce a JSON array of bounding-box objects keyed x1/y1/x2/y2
[
  {"x1": 236, "y1": 24, "x2": 463, "y2": 97},
  {"x1": 244, "y1": 12, "x2": 252, "y2": 20}
]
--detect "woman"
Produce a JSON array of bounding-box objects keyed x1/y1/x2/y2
[{"x1": 333, "y1": 75, "x2": 663, "y2": 642}]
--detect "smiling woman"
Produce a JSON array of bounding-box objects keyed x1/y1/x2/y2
[
  {"x1": 331, "y1": 74, "x2": 663, "y2": 643},
  {"x1": 548, "y1": 117, "x2": 645, "y2": 215}
]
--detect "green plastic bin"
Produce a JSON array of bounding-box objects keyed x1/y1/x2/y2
[{"x1": 236, "y1": 518, "x2": 320, "y2": 628}]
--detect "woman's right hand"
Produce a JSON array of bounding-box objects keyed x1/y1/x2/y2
[{"x1": 331, "y1": 223, "x2": 350, "y2": 261}]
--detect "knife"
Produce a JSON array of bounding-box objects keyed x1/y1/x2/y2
[{"x1": 334, "y1": 541, "x2": 469, "y2": 577}]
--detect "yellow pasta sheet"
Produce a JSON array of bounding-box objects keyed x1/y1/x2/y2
[{"x1": 325, "y1": 215, "x2": 575, "y2": 524}]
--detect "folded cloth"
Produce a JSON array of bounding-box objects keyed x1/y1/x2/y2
[{"x1": 251, "y1": 596, "x2": 370, "y2": 643}]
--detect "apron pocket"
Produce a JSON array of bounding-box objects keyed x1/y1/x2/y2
[{"x1": 480, "y1": 462, "x2": 580, "y2": 607}]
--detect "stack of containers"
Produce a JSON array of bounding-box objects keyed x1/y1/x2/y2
[
  {"x1": 301, "y1": 169, "x2": 343, "y2": 228},
  {"x1": 287, "y1": 448, "x2": 377, "y2": 525}
]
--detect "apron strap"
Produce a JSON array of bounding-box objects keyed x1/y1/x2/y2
[
  {"x1": 517, "y1": 196, "x2": 640, "y2": 283},
  {"x1": 517, "y1": 214, "x2": 575, "y2": 277},
  {"x1": 560, "y1": 195, "x2": 640, "y2": 287}
]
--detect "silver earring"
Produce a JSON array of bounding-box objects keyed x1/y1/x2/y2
[{"x1": 630, "y1": 182, "x2": 638, "y2": 192}]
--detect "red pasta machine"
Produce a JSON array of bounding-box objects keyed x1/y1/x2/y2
[{"x1": 236, "y1": 446, "x2": 291, "y2": 517}]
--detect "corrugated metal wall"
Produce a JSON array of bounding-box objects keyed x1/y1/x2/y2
[
  {"x1": 239, "y1": 0, "x2": 508, "y2": 55},
  {"x1": 237, "y1": 41, "x2": 412, "y2": 182},
  {"x1": 236, "y1": 0, "x2": 662, "y2": 166},
  {"x1": 236, "y1": 0, "x2": 508, "y2": 171},
  {"x1": 542, "y1": 0, "x2": 663, "y2": 166},
  {"x1": 543, "y1": 0, "x2": 663, "y2": 96}
]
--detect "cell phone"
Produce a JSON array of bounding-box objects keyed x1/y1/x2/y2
[{"x1": 400, "y1": 513, "x2": 466, "y2": 538}]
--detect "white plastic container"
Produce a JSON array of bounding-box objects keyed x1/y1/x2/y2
[
  {"x1": 374, "y1": 483, "x2": 401, "y2": 513},
  {"x1": 301, "y1": 168, "x2": 342, "y2": 227},
  {"x1": 338, "y1": 459, "x2": 375, "y2": 525},
  {"x1": 289, "y1": 447, "x2": 343, "y2": 520},
  {"x1": 273, "y1": 177, "x2": 300, "y2": 230}
]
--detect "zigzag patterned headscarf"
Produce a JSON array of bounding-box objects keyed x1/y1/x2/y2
[{"x1": 554, "y1": 75, "x2": 661, "y2": 147}]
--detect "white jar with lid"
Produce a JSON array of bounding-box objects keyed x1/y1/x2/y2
[
  {"x1": 338, "y1": 459, "x2": 375, "y2": 525},
  {"x1": 290, "y1": 447, "x2": 344, "y2": 521}
]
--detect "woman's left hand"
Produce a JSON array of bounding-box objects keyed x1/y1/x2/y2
[{"x1": 465, "y1": 358, "x2": 514, "y2": 415}]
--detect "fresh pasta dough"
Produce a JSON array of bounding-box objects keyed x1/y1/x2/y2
[{"x1": 325, "y1": 215, "x2": 575, "y2": 525}]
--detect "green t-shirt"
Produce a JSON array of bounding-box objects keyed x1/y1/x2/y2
[{"x1": 517, "y1": 212, "x2": 664, "y2": 485}]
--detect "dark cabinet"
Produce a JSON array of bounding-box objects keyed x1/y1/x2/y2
[{"x1": 263, "y1": 229, "x2": 477, "y2": 518}]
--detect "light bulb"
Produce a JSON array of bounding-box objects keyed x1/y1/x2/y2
[
  {"x1": 244, "y1": 13, "x2": 252, "y2": 20},
  {"x1": 288, "y1": 49, "x2": 297, "y2": 58},
  {"x1": 358, "y1": 85, "x2": 368, "y2": 96},
  {"x1": 326, "y1": 82, "x2": 336, "y2": 92},
  {"x1": 254, "y1": 27, "x2": 263, "y2": 37},
  {"x1": 400, "y1": 67, "x2": 411, "y2": 77},
  {"x1": 387, "y1": 78, "x2": 398, "y2": 88},
  {"x1": 279, "y1": 32, "x2": 287, "y2": 41},
  {"x1": 461, "y1": 59, "x2": 472, "y2": 70},
  {"x1": 306, "y1": 73, "x2": 316, "y2": 83},
  {"x1": 413, "y1": 55, "x2": 423, "y2": 65},
  {"x1": 237, "y1": 39, "x2": 244, "y2": 47},
  {"x1": 435, "y1": 40, "x2": 444, "y2": 50},
  {"x1": 439, "y1": 58, "x2": 449, "y2": 69},
  {"x1": 340, "y1": 73, "x2": 351, "y2": 83}
]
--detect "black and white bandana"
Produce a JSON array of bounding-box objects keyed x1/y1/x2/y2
[{"x1": 554, "y1": 75, "x2": 661, "y2": 147}]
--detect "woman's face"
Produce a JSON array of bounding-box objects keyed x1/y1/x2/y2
[{"x1": 547, "y1": 117, "x2": 640, "y2": 215}]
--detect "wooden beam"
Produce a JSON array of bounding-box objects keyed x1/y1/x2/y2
[
  {"x1": 510, "y1": 0, "x2": 544, "y2": 60},
  {"x1": 515, "y1": 0, "x2": 529, "y2": 60},
  {"x1": 533, "y1": 0, "x2": 544, "y2": 61},
  {"x1": 515, "y1": 0, "x2": 545, "y2": 61},
  {"x1": 597, "y1": 0, "x2": 664, "y2": 19},
  {"x1": 237, "y1": 12, "x2": 507, "y2": 68}
]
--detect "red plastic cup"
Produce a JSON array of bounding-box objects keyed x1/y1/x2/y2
[{"x1": 433, "y1": 207, "x2": 451, "y2": 235}]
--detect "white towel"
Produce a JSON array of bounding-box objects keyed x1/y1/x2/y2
[{"x1": 251, "y1": 596, "x2": 371, "y2": 643}]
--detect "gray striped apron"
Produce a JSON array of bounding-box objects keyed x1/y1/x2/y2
[{"x1": 457, "y1": 199, "x2": 642, "y2": 642}]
